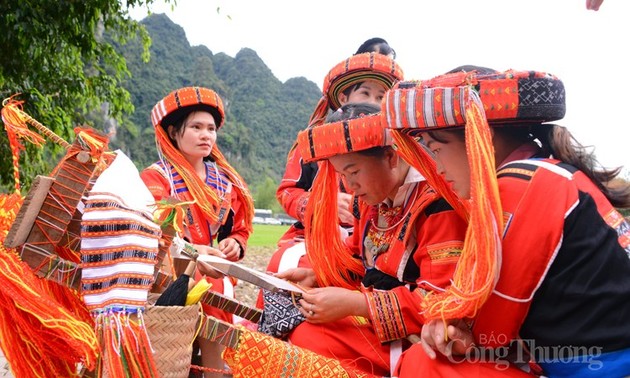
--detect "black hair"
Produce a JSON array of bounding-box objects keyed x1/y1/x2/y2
[
  {"x1": 341, "y1": 82, "x2": 365, "y2": 98},
  {"x1": 355, "y1": 37, "x2": 396, "y2": 59},
  {"x1": 530, "y1": 124, "x2": 630, "y2": 208},
  {"x1": 325, "y1": 102, "x2": 380, "y2": 123},
  {"x1": 446, "y1": 65, "x2": 498, "y2": 75}
]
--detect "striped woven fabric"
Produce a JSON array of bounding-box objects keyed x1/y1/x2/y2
[
  {"x1": 324, "y1": 52, "x2": 404, "y2": 111},
  {"x1": 151, "y1": 86, "x2": 225, "y2": 129},
  {"x1": 383, "y1": 69, "x2": 566, "y2": 131},
  {"x1": 81, "y1": 152, "x2": 160, "y2": 312},
  {"x1": 152, "y1": 160, "x2": 230, "y2": 196},
  {"x1": 297, "y1": 113, "x2": 389, "y2": 162}
]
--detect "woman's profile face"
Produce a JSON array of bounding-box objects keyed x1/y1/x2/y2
[
  {"x1": 168, "y1": 111, "x2": 217, "y2": 161},
  {"x1": 329, "y1": 150, "x2": 398, "y2": 206},
  {"x1": 422, "y1": 131, "x2": 471, "y2": 199}
]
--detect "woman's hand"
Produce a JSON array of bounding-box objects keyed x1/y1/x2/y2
[
  {"x1": 420, "y1": 319, "x2": 475, "y2": 359},
  {"x1": 298, "y1": 287, "x2": 366, "y2": 323},
  {"x1": 337, "y1": 192, "x2": 354, "y2": 225},
  {"x1": 274, "y1": 267, "x2": 317, "y2": 289},
  {"x1": 218, "y1": 237, "x2": 241, "y2": 261},
  {"x1": 194, "y1": 244, "x2": 226, "y2": 278}
]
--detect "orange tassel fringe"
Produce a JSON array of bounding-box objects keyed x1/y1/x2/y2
[
  {"x1": 420, "y1": 91, "x2": 503, "y2": 322},
  {"x1": 304, "y1": 161, "x2": 363, "y2": 289}
]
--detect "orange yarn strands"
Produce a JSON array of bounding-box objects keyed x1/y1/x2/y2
[
  {"x1": 391, "y1": 131, "x2": 469, "y2": 221},
  {"x1": 95, "y1": 312, "x2": 158, "y2": 378},
  {"x1": 211, "y1": 147, "x2": 255, "y2": 233},
  {"x1": 154, "y1": 125, "x2": 220, "y2": 223},
  {"x1": 0, "y1": 194, "x2": 22, "y2": 240},
  {"x1": 304, "y1": 161, "x2": 363, "y2": 290},
  {"x1": 1, "y1": 97, "x2": 47, "y2": 193},
  {"x1": 422, "y1": 91, "x2": 503, "y2": 322},
  {"x1": 1, "y1": 97, "x2": 70, "y2": 149},
  {"x1": 153, "y1": 198, "x2": 194, "y2": 235},
  {"x1": 0, "y1": 251, "x2": 99, "y2": 377},
  {"x1": 0, "y1": 193, "x2": 98, "y2": 377}
]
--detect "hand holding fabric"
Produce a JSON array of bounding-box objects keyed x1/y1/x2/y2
[
  {"x1": 194, "y1": 244, "x2": 226, "y2": 278},
  {"x1": 298, "y1": 287, "x2": 366, "y2": 323},
  {"x1": 274, "y1": 267, "x2": 318, "y2": 289},
  {"x1": 218, "y1": 237, "x2": 241, "y2": 261}
]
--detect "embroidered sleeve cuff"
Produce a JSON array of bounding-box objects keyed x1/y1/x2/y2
[
  {"x1": 365, "y1": 290, "x2": 408, "y2": 343},
  {"x1": 296, "y1": 193, "x2": 310, "y2": 222}
]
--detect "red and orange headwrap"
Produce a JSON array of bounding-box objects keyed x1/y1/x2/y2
[
  {"x1": 308, "y1": 52, "x2": 404, "y2": 127},
  {"x1": 297, "y1": 111, "x2": 388, "y2": 289},
  {"x1": 151, "y1": 86, "x2": 225, "y2": 130},
  {"x1": 297, "y1": 112, "x2": 389, "y2": 163},
  {"x1": 383, "y1": 69, "x2": 565, "y2": 130},
  {"x1": 151, "y1": 87, "x2": 254, "y2": 232},
  {"x1": 381, "y1": 69, "x2": 565, "y2": 323}
]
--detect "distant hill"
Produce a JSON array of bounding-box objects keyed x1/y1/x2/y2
[{"x1": 112, "y1": 13, "x2": 321, "y2": 188}]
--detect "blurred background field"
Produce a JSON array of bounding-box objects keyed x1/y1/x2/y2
[
  {"x1": 247, "y1": 224, "x2": 289, "y2": 247},
  {"x1": 235, "y1": 223, "x2": 290, "y2": 306}
]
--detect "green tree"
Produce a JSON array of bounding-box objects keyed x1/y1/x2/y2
[
  {"x1": 0, "y1": 0, "x2": 172, "y2": 191},
  {"x1": 253, "y1": 176, "x2": 281, "y2": 212}
]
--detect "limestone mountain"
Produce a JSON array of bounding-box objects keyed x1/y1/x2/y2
[{"x1": 113, "y1": 13, "x2": 321, "y2": 188}]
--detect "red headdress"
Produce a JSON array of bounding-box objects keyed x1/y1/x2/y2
[
  {"x1": 381, "y1": 69, "x2": 566, "y2": 322},
  {"x1": 151, "y1": 87, "x2": 254, "y2": 233},
  {"x1": 308, "y1": 52, "x2": 404, "y2": 128},
  {"x1": 296, "y1": 112, "x2": 389, "y2": 289}
]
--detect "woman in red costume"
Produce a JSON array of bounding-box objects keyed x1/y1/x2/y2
[
  {"x1": 382, "y1": 67, "x2": 630, "y2": 377},
  {"x1": 273, "y1": 102, "x2": 467, "y2": 376},
  {"x1": 259, "y1": 52, "x2": 405, "y2": 308},
  {"x1": 141, "y1": 86, "x2": 254, "y2": 377}
]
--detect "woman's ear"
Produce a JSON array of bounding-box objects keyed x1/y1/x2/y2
[
  {"x1": 167, "y1": 125, "x2": 176, "y2": 140},
  {"x1": 386, "y1": 148, "x2": 399, "y2": 168},
  {"x1": 337, "y1": 92, "x2": 349, "y2": 106}
]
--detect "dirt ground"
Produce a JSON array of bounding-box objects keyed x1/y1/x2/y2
[{"x1": 233, "y1": 245, "x2": 276, "y2": 308}]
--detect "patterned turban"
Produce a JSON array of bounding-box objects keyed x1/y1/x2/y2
[{"x1": 151, "y1": 86, "x2": 225, "y2": 130}]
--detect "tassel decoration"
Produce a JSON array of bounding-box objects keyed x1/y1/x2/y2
[
  {"x1": 420, "y1": 90, "x2": 503, "y2": 322},
  {"x1": 304, "y1": 161, "x2": 363, "y2": 289}
]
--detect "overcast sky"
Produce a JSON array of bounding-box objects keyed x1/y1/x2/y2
[{"x1": 131, "y1": 0, "x2": 629, "y2": 174}]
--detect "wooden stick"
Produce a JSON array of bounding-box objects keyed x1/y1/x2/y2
[
  {"x1": 17, "y1": 106, "x2": 71, "y2": 149},
  {"x1": 4, "y1": 176, "x2": 54, "y2": 248},
  {"x1": 200, "y1": 290, "x2": 262, "y2": 323}
]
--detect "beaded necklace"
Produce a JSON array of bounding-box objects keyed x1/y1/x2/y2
[{"x1": 364, "y1": 186, "x2": 418, "y2": 266}]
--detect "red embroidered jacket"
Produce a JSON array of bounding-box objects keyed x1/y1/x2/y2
[
  {"x1": 350, "y1": 181, "x2": 468, "y2": 343},
  {"x1": 472, "y1": 158, "x2": 630, "y2": 354}
]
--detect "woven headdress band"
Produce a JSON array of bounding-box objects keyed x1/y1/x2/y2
[
  {"x1": 325, "y1": 53, "x2": 403, "y2": 110},
  {"x1": 151, "y1": 86, "x2": 225, "y2": 130},
  {"x1": 378, "y1": 69, "x2": 568, "y2": 323},
  {"x1": 383, "y1": 69, "x2": 565, "y2": 131},
  {"x1": 308, "y1": 53, "x2": 403, "y2": 127},
  {"x1": 297, "y1": 112, "x2": 389, "y2": 163}
]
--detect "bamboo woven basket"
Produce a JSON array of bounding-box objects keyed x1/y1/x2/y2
[{"x1": 144, "y1": 299, "x2": 202, "y2": 378}]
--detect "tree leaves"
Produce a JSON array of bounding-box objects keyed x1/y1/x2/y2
[{"x1": 0, "y1": 0, "x2": 171, "y2": 191}]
